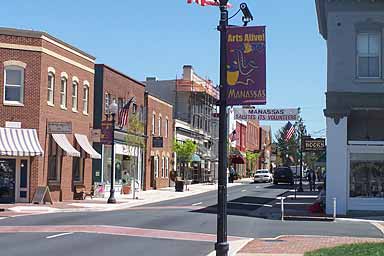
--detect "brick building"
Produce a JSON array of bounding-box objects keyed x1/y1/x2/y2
[
  {"x1": 93, "y1": 64, "x2": 146, "y2": 196},
  {"x1": 0, "y1": 27, "x2": 99, "y2": 203},
  {"x1": 144, "y1": 92, "x2": 173, "y2": 190}
]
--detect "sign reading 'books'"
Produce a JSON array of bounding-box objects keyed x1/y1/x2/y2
[{"x1": 302, "y1": 138, "x2": 326, "y2": 152}]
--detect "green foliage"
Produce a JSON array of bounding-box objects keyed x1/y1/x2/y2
[
  {"x1": 173, "y1": 139, "x2": 197, "y2": 163},
  {"x1": 125, "y1": 114, "x2": 145, "y2": 147},
  {"x1": 305, "y1": 243, "x2": 384, "y2": 256},
  {"x1": 245, "y1": 151, "x2": 260, "y2": 161}
]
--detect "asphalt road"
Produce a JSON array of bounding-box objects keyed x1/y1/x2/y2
[{"x1": 0, "y1": 182, "x2": 382, "y2": 256}]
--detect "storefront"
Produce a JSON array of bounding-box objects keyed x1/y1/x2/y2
[{"x1": 0, "y1": 127, "x2": 43, "y2": 203}]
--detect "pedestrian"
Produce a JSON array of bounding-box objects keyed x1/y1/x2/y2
[{"x1": 307, "y1": 169, "x2": 316, "y2": 192}]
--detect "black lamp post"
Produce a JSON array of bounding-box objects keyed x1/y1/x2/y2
[
  {"x1": 107, "y1": 100, "x2": 118, "y2": 204},
  {"x1": 298, "y1": 125, "x2": 304, "y2": 192}
]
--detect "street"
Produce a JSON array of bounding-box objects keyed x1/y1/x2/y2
[{"x1": 0, "y1": 182, "x2": 382, "y2": 256}]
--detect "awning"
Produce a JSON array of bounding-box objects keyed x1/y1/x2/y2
[
  {"x1": 0, "y1": 127, "x2": 43, "y2": 157},
  {"x1": 52, "y1": 134, "x2": 80, "y2": 157},
  {"x1": 229, "y1": 154, "x2": 245, "y2": 164},
  {"x1": 74, "y1": 134, "x2": 101, "y2": 159},
  {"x1": 191, "y1": 154, "x2": 201, "y2": 162}
]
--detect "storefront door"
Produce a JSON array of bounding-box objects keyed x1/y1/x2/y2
[{"x1": 0, "y1": 159, "x2": 16, "y2": 203}]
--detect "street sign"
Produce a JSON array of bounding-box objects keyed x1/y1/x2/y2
[
  {"x1": 47, "y1": 122, "x2": 72, "y2": 134},
  {"x1": 302, "y1": 138, "x2": 326, "y2": 152},
  {"x1": 101, "y1": 121, "x2": 113, "y2": 145},
  {"x1": 234, "y1": 108, "x2": 299, "y2": 121},
  {"x1": 226, "y1": 26, "x2": 266, "y2": 105},
  {"x1": 152, "y1": 137, "x2": 163, "y2": 148}
]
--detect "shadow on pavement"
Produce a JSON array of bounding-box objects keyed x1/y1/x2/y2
[{"x1": 191, "y1": 196, "x2": 275, "y2": 218}]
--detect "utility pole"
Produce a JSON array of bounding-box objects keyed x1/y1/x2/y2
[{"x1": 216, "y1": 0, "x2": 229, "y2": 255}]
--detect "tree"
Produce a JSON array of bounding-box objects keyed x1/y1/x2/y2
[
  {"x1": 125, "y1": 113, "x2": 145, "y2": 147},
  {"x1": 245, "y1": 151, "x2": 260, "y2": 175},
  {"x1": 173, "y1": 140, "x2": 197, "y2": 179}
]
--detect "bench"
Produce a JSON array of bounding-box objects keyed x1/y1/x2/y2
[{"x1": 74, "y1": 185, "x2": 93, "y2": 200}]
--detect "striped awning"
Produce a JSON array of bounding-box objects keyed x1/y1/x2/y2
[
  {"x1": 52, "y1": 134, "x2": 80, "y2": 157},
  {"x1": 74, "y1": 134, "x2": 101, "y2": 159},
  {"x1": 0, "y1": 127, "x2": 44, "y2": 157}
]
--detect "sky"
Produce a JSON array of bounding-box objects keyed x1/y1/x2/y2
[{"x1": 2, "y1": 0, "x2": 326, "y2": 139}]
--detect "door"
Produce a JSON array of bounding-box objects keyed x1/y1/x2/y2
[
  {"x1": 150, "y1": 156, "x2": 155, "y2": 188},
  {"x1": 16, "y1": 159, "x2": 29, "y2": 203},
  {"x1": 0, "y1": 159, "x2": 16, "y2": 203}
]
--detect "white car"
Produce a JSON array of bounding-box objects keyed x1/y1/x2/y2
[{"x1": 254, "y1": 169, "x2": 273, "y2": 183}]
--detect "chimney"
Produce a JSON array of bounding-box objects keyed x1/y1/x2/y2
[
  {"x1": 146, "y1": 77, "x2": 156, "y2": 81},
  {"x1": 183, "y1": 65, "x2": 193, "y2": 81}
]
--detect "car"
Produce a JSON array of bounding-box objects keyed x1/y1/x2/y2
[
  {"x1": 273, "y1": 167, "x2": 294, "y2": 185},
  {"x1": 254, "y1": 169, "x2": 273, "y2": 183}
]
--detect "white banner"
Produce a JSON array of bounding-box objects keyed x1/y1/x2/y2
[{"x1": 234, "y1": 108, "x2": 299, "y2": 121}]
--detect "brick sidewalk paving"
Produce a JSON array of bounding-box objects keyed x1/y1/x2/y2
[{"x1": 237, "y1": 235, "x2": 384, "y2": 256}]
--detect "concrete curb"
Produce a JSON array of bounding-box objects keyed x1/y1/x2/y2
[{"x1": 205, "y1": 238, "x2": 253, "y2": 256}]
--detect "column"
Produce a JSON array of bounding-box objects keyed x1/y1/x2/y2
[{"x1": 326, "y1": 116, "x2": 348, "y2": 215}]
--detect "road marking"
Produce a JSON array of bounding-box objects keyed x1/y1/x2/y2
[
  {"x1": 192, "y1": 202, "x2": 203, "y2": 206},
  {"x1": 0, "y1": 217, "x2": 8, "y2": 220},
  {"x1": 229, "y1": 202, "x2": 273, "y2": 208},
  {"x1": 241, "y1": 189, "x2": 247, "y2": 192},
  {"x1": 46, "y1": 232, "x2": 73, "y2": 239}
]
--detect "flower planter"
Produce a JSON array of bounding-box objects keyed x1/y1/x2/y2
[{"x1": 122, "y1": 185, "x2": 131, "y2": 194}]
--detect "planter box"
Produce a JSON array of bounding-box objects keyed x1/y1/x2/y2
[{"x1": 122, "y1": 185, "x2": 131, "y2": 194}]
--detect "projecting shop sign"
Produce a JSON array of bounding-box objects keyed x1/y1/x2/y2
[
  {"x1": 226, "y1": 26, "x2": 266, "y2": 106},
  {"x1": 302, "y1": 138, "x2": 326, "y2": 152},
  {"x1": 234, "y1": 108, "x2": 299, "y2": 121}
]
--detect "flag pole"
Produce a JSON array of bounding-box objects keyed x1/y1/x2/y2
[{"x1": 216, "y1": 0, "x2": 229, "y2": 255}]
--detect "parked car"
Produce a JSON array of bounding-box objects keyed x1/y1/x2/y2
[
  {"x1": 254, "y1": 169, "x2": 273, "y2": 183},
  {"x1": 273, "y1": 167, "x2": 294, "y2": 185}
]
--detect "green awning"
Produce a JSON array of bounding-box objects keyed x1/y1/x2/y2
[{"x1": 191, "y1": 154, "x2": 201, "y2": 162}]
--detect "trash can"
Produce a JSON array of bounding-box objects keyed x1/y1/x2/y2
[{"x1": 175, "y1": 180, "x2": 184, "y2": 192}]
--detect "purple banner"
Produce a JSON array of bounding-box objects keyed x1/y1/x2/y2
[
  {"x1": 101, "y1": 121, "x2": 113, "y2": 145},
  {"x1": 226, "y1": 26, "x2": 266, "y2": 105}
]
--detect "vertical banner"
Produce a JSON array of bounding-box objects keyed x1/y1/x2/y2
[{"x1": 226, "y1": 26, "x2": 266, "y2": 106}]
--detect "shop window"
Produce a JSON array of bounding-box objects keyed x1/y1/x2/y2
[
  {"x1": 350, "y1": 153, "x2": 384, "y2": 198},
  {"x1": 165, "y1": 157, "x2": 169, "y2": 177},
  {"x1": 48, "y1": 138, "x2": 61, "y2": 183},
  {"x1": 60, "y1": 77, "x2": 67, "y2": 108},
  {"x1": 357, "y1": 32, "x2": 381, "y2": 78},
  {"x1": 162, "y1": 156, "x2": 165, "y2": 177},
  {"x1": 4, "y1": 66, "x2": 24, "y2": 105},
  {"x1": 72, "y1": 157, "x2": 84, "y2": 183},
  {"x1": 47, "y1": 72, "x2": 55, "y2": 105},
  {"x1": 154, "y1": 156, "x2": 159, "y2": 178}
]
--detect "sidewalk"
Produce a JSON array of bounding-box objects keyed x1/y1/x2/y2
[
  {"x1": 0, "y1": 179, "x2": 247, "y2": 217},
  {"x1": 236, "y1": 235, "x2": 384, "y2": 256}
]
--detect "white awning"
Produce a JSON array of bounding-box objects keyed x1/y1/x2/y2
[
  {"x1": 0, "y1": 127, "x2": 43, "y2": 157},
  {"x1": 74, "y1": 134, "x2": 101, "y2": 159},
  {"x1": 52, "y1": 134, "x2": 80, "y2": 157}
]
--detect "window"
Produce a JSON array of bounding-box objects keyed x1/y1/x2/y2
[
  {"x1": 132, "y1": 103, "x2": 137, "y2": 114},
  {"x1": 72, "y1": 81, "x2": 78, "y2": 111},
  {"x1": 165, "y1": 118, "x2": 169, "y2": 138},
  {"x1": 357, "y1": 32, "x2": 381, "y2": 78},
  {"x1": 158, "y1": 116, "x2": 162, "y2": 136},
  {"x1": 60, "y1": 77, "x2": 67, "y2": 108},
  {"x1": 47, "y1": 72, "x2": 55, "y2": 105},
  {"x1": 48, "y1": 138, "x2": 61, "y2": 182},
  {"x1": 4, "y1": 66, "x2": 24, "y2": 104},
  {"x1": 165, "y1": 157, "x2": 169, "y2": 177},
  {"x1": 117, "y1": 98, "x2": 124, "y2": 113},
  {"x1": 162, "y1": 156, "x2": 165, "y2": 177},
  {"x1": 82, "y1": 84, "x2": 89, "y2": 114},
  {"x1": 154, "y1": 156, "x2": 159, "y2": 178},
  {"x1": 105, "y1": 93, "x2": 111, "y2": 115},
  {"x1": 152, "y1": 114, "x2": 156, "y2": 135}
]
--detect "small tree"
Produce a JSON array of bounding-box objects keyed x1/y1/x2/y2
[
  {"x1": 245, "y1": 151, "x2": 260, "y2": 176},
  {"x1": 173, "y1": 140, "x2": 197, "y2": 180},
  {"x1": 125, "y1": 113, "x2": 145, "y2": 147}
]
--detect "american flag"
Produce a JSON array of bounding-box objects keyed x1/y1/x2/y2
[
  {"x1": 284, "y1": 122, "x2": 295, "y2": 142},
  {"x1": 187, "y1": 0, "x2": 232, "y2": 8},
  {"x1": 118, "y1": 97, "x2": 134, "y2": 129},
  {"x1": 229, "y1": 129, "x2": 237, "y2": 142}
]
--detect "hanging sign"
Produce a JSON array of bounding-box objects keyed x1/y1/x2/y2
[
  {"x1": 234, "y1": 108, "x2": 299, "y2": 121},
  {"x1": 302, "y1": 138, "x2": 326, "y2": 152},
  {"x1": 226, "y1": 26, "x2": 266, "y2": 106},
  {"x1": 101, "y1": 121, "x2": 113, "y2": 145}
]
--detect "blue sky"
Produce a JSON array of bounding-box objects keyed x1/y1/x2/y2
[{"x1": 2, "y1": 0, "x2": 326, "y2": 139}]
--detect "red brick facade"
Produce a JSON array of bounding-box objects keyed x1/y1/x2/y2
[
  {"x1": 0, "y1": 28, "x2": 95, "y2": 202},
  {"x1": 145, "y1": 94, "x2": 174, "y2": 190}
]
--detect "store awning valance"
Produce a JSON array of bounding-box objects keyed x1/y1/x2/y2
[
  {"x1": 52, "y1": 134, "x2": 80, "y2": 157},
  {"x1": 0, "y1": 127, "x2": 43, "y2": 157},
  {"x1": 74, "y1": 134, "x2": 101, "y2": 159},
  {"x1": 229, "y1": 154, "x2": 245, "y2": 164},
  {"x1": 191, "y1": 154, "x2": 201, "y2": 162}
]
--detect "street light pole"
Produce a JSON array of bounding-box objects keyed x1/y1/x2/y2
[
  {"x1": 216, "y1": 1, "x2": 229, "y2": 255},
  {"x1": 108, "y1": 101, "x2": 118, "y2": 204},
  {"x1": 298, "y1": 126, "x2": 304, "y2": 192}
]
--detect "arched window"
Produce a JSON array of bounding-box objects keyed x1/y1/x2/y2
[
  {"x1": 83, "y1": 84, "x2": 89, "y2": 114},
  {"x1": 4, "y1": 65, "x2": 25, "y2": 104},
  {"x1": 60, "y1": 77, "x2": 67, "y2": 108},
  {"x1": 72, "y1": 80, "x2": 78, "y2": 111},
  {"x1": 47, "y1": 72, "x2": 55, "y2": 105}
]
